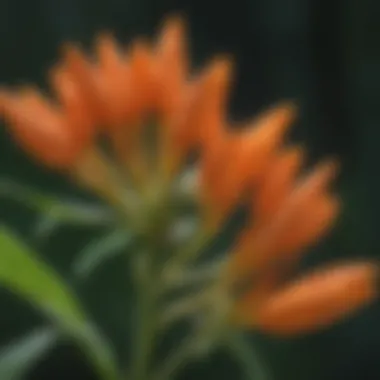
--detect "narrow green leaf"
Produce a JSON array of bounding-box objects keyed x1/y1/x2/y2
[
  {"x1": 227, "y1": 333, "x2": 271, "y2": 380},
  {"x1": 0, "y1": 180, "x2": 54, "y2": 210},
  {"x1": 0, "y1": 179, "x2": 115, "y2": 228},
  {"x1": 33, "y1": 215, "x2": 61, "y2": 240},
  {"x1": 49, "y1": 200, "x2": 115, "y2": 226},
  {"x1": 0, "y1": 228, "x2": 120, "y2": 380},
  {"x1": 73, "y1": 229, "x2": 132, "y2": 278},
  {"x1": 0, "y1": 327, "x2": 58, "y2": 380}
]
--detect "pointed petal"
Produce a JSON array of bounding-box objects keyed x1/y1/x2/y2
[
  {"x1": 234, "y1": 102, "x2": 297, "y2": 184},
  {"x1": 94, "y1": 33, "x2": 131, "y2": 126},
  {"x1": 61, "y1": 43, "x2": 106, "y2": 123},
  {"x1": 231, "y1": 160, "x2": 339, "y2": 278},
  {"x1": 254, "y1": 146, "x2": 304, "y2": 223},
  {"x1": 155, "y1": 15, "x2": 188, "y2": 124},
  {"x1": 127, "y1": 39, "x2": 155, "y2": 124},
  {"x1": 251, "y1": 262, "x2": 378, "y2": 335},
  {"x1": 0, "y1": 88, "x2": 79, "y2": 168},
  {"x1": 49, "y1": 64, "x2": 95, "y2": 144}
]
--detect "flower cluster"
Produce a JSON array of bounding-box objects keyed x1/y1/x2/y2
[{"x1": 0, "y1": 15, "x2": 377, "y2": 341}]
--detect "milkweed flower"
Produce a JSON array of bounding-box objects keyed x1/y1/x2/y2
[
  {"x1": 246, "y1": 262, "x2": 377, "y2": 335},
  {"x1": 0, "y1": 15, "x2": 377, "y2": 343}
]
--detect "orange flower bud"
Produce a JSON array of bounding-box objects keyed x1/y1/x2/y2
[
  {"x1": 0, "y1": 87, "x2": 84, "y2": 168},
  {"x1": 155, "y1": 16, "x2": 188, "y2": 125},
  {"x1": 126, "y1": 39, "x2": 156, "y2": 125},
  {"x1": 198, "y1": 57, "x2": 233, "y2": 147},
  {"x1": 93, "y1": 32, "x2": 131, "y2": 126},
  {"x1": 292, "y1": 159, "x2": 339, "y2": 204},
  {"x1": 61, "y1": 43, "x2": 106, "y2": 124},
  {"x1": 231, "y1": 160, "x2": 339, "y2": 278},
  {"x1": 250, "y1": 262, "x2": 378, "y2": 335},
  {"x1": 199, "y1": 131, "x2": 231, "y2": 227},
  {"x1": 229, "y1": 102, "x2": 296, "y2": 185},
  {"x1": 49, "y1": 64, "x2": 95, "y2": 145},
  {"x1": 278, "y1": 193, "x2": 340, "y2": 260},
  {"x1": 254, "y1": 146, "x2": 304, "y2": 223},
  {"x1": 197, "y1": 58, "x2": 234, "y2": 224},
  {"x1": 200, "y1": 103, "x2": 296, "y2": 229},
  {"x1": 158, "y1": 58, "x2": 233, "y2": 179},
  {"x1": 186, "y1": 58, "x2": 232, "y2": 157},
  {"x1": 159, "y1": 79, "x2": 207, "y2": 177}
]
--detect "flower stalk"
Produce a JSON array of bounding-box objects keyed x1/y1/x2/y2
[{"x1": 132, "y1": 251, "x2": 157, "y2": 380}]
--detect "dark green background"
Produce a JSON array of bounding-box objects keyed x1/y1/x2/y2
[{"x1": 1, "y1": 0, "x2": 380, "y2": 379}]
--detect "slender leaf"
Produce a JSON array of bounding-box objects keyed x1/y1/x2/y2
[
  {"x1": 73, "y1": 229, "x2": 132, "y2": 278},
  {"x1": 0, "y1": 327, "x2": 58, "y2": 380},
  {"x1": 33, "y1": 215, "x2": 62, "y2": 240},
  {"x1": 0, "y1": 179, "x2": 115, "y2": 228},
  {"x1": 0, "y1": 228, "x2": 121, "y2": 380},
  {"x1": 227, "y1": 333, "x2": 271, "y2": 380}
]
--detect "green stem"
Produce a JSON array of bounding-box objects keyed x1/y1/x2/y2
[
  {"x1": 159, "y1": 292, "x2": 209, "y2": 328},
  {"x1": 160, "y1": 259, "x2": 225, "y2": 294},
  {"x1": 131, "y1": 252, "x2": 157, "y2": 380},
  {"x1": 164, "y1": 228, "x2": 213, "y2": 279},
  {"x1": 150, "y1": 337, "x2": 198, "y2": 380}
]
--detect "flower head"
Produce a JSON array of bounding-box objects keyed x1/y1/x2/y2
[{"x1": 0, "y1": 15, "x2": 377, "y2": 339}]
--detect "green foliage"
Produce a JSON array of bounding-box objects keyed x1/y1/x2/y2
[
  {"x1": 227, "y1": 333, "x2": 271, "y2": 380},
  {"x1": 0, "y1": 229, "x2": 120, "y2": 380},
  {"x1": 0, "y1": 327, "x2": 58, "y2": 380},
  {"x1": 73, "y1": 229, "x2": 133, "y2": 279},
  {"x1": 0, "y1": 179, "x2": 116, "y2": 237}
]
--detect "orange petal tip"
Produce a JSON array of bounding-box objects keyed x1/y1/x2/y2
[
  {"x1": 253, "y1": 262, "x2": 378, "y2": 336},
  {"x1": 207, "y1": 55, "x2": 234, "y2": 79},
  {"x1": 159, "y1": 14, "x2": 187, "y2": 34}
]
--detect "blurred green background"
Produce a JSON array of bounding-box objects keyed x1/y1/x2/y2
[{"x1": 1, "y1": 0, "x2": 380, "y2": 379}]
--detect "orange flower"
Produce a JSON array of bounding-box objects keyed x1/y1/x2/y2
[
  {"x1": 219, "y1": 142, "x2": 365, "y2": 336},
  {"x1": 230, "y1": 160, "x2": 339, "y2": 278},
  {"x1": 154, "y1": 16, "x2": 188, "y2": 126},
  {"x1": 152, "y1": 55, "x2": 233, "y2": 184},
  {"x1": 48, "y1": 63, "x2": 95, "y2": 143},
  {"x1": 234, "y1": 262, "x2": 378, "y2": 335},
  {"x1": 223, "y1": 148, "x2": 377, "y2": 336},
  {"x1": 200, "y1": 103, "x2": 296, "y2": 227},
  {"x1": 230, "y1": 103, "x2": 297, "y2": 187},
  {"x1": 0, "y1": 86, "x2": 90, "y2": 169},
  {"x1": 253, "y1": 145, "x2": 304, "y2": 224},
  {"x1": 92, "y1": 32, "x2": 132, "y2": 127},
  {"x1": 60, "y1": 43, "x2": 106, "y2": 125},
  {"x1": 0, "y1": 17, "x2": 208, "y2": 173},
  {"x1": 0, "y1": 14, "x2": 377, "y2": 338}
]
